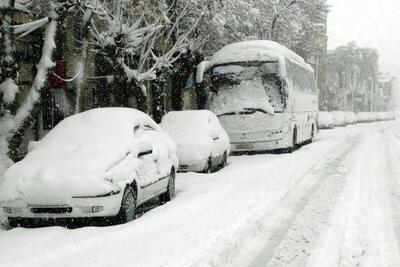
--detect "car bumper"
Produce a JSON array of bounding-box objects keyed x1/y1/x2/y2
[
  {"x1": 2, "y1": 191, "x2": 123, "y2": 219},
  {"x1": 178, "y1": 162, "x2": 207, "y2": 173}
]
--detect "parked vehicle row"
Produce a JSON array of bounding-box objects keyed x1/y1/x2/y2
[
  {"x1": 0, "y1": 108, "x2": 232, "y2": 228},
  {"x1": 1, "y1": 40, "x2": 322, "y2": 228},
  {"x1": 317, "y1": 111, "x2": 395, "y2": 129}
]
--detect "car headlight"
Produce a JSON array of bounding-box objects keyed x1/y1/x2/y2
[
  {"x1": 3, "y1": 207, "x2": 24, "y2": 214},
  {"x1": 80, "y1": 206, "x2": 104, "y2": 213}
]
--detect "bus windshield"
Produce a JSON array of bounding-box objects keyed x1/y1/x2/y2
[{"x1": 208, "y1": 62, "x2": 286, "y2": 116}]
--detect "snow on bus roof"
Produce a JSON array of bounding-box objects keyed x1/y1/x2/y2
[{"x1": 197, "y1": 40, "x2": 314, "y2": 83}]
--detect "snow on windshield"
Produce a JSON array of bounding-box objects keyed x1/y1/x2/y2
[{"x1": 209, "y1": 64, "x2": 284, "y2": 116}]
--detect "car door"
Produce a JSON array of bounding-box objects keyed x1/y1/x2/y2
[
  {"x1": 135, "y1": 125, "x2": 161, "y2": 202},
  {"x1": 137, "y1": 125, "x2": 169, "y2": 199},
  {"x1": 209, "y1": 116, "x2": 223, "y2": 163}
]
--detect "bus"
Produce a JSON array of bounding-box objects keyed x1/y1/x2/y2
[{"x1": 196, "y1": 40, "x2": 318, "y2": 153}]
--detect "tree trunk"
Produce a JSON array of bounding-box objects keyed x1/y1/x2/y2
[{"x1": 0, "y1": 0, "x2": 17, "y2": 115}]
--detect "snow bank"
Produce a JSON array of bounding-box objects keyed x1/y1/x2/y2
[
  {"x1": 0, "y1": 122, "x2": 389, "y2": 266},
  {"x1": 0, "y1": 108, "x2": 176, "y2": 202}
]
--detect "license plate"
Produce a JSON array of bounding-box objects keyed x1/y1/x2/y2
[{"x1": 235, "y1": 143, "x2": 254, "y2": 150}]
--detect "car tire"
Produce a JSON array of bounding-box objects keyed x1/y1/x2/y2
[
  {"x1": 204, "y1": 157, "x2": 213, "y2": 173},
  {"x1": 220, "y1": 152, "x2": 228, "y2": 169},
  {"x1": 116, "y1": 186, "x2": 137, "y2": 224},
  {"x1": 287, "y1": 127, "x2": 297, "y2": 153},
  {"x1": 160, "y1": 169, "x2": 176, "y2": 203},
  {"x1": 7, "y1": 217, "x2": 20, "y2": 229},
  {"x1": 310, "y1": 124, "x2": 315, "y2": 142}
]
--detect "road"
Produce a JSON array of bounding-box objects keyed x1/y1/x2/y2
[{"x1": 0, "y1": 121, "x2": 399, "y2": 267}]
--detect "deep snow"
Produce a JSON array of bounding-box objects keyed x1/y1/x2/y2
[{"x1": 0, "y1": 121, "x2": 400, "y2": 267}]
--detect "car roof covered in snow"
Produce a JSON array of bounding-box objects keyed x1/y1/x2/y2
[
  {"x1": 161, "y1": 110, "x2": 216, "y2": 130},
  {"x1": 38, "y1": 107, "x2": 160, "y2": 149}
]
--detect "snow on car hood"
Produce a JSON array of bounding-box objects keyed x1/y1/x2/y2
[{"x1": 0, "y1": 145, "x2": 133, "y2": 202}]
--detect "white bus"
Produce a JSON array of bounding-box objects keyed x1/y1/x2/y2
[{"x1": 196, "y1": 40, "x2": 318, "y2": 153}]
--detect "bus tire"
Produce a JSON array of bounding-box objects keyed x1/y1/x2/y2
[
  {"x1": 310, "y1": 124, "x2": 315, "y2": 142},
  {"x1": 287, "y1": 127, "x2": 297, "y2": 153}
]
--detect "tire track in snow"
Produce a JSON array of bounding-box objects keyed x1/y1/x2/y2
[
  {"x1": 226, "y1": 131, "x2": 362, "y2": 267},
  {"x1": 308, "y1": 125, "x2": 400, "y2": 267}
]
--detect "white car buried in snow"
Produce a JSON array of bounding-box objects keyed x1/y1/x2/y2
[
  {"x1": 160, "y1": 110, "x2": 230, "y2": 173},
  {"x1": 317, "y1": 111, "x2": 335, "y2": 129},
  {"x1": 330, "y1": 111, "x2": 346, "y2": 127},
  {"x1": 0, "y1": 108, "x2": 178, "y2": 227}
]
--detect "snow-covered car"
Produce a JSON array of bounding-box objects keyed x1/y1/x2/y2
[
  {"x1": 0, "y1": 108, "x2": 178, "y2": 227},
  {"x1": 377, "y1": 112, "x2": 388, "y2": 121},
  {"x1": 160, "y1": 110, "x2": 230, "y2": 173},
  {"x1": 317, "y1": 111, "x2": 334, "y2": 129},
  {"x1": 330, "y1": 111, "x2": 346, "y2": 127},
  {"x1": 356, "y1": 112, "x2": 370, "y2": 123},
  {"x1": 344, "y1": 112, "x2": 357, "y2": 125},
  {"x1": 368, "y1": 112, "x2": 379, "y2": 122}
]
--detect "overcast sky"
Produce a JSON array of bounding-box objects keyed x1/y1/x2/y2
[{"x1": 327, "y1": 0, "x2": 400, "y2": 77}]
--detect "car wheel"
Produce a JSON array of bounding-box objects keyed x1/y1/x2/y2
[
  {"x1": 221, "y1": 152, "x2": 228, "y2": 168},
  {"x1": 7, "y1": 218, "x2": 20, "y2": 229},
  {"x1": 287, "y1": 127, "x2": 297, "y2": 153},
  {"x1": 204, "y1": 157, "x2": 213, "y2": 173},
  {"x1": 160, "y1": 169, "x2": 176, "y2": 203},
  {"x1": 7, "y1": 217, "x2": 35, "y2": 228},
  {"x1": 310, "y1": 124, "x2": 315, "y2": 142},
  {"x1": 116, "y1": 186, "x2": 137, "y2": 224}
]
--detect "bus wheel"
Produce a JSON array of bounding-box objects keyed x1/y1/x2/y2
[
  {"x1": 310, "y1": 124, "x2": 315, "y2": 142},
  {"x1": 287, "y1": 127, "x2": 297, "y2": 153}
]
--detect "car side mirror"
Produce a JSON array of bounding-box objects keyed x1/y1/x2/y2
[
  {"x1": 133, "y1": 124, "x2": 141, "y2": 133},
  {"x1": 137, "y1": 141, "x2": 153, "y2": 158},
  {"x1": 210, "y1": 129, "x2": 220, "y2": 141},
  {"x1": 138, "y1": 149, "x2": 153, "y2": 158}
]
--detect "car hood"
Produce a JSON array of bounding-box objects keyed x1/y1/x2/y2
[{"x1": 0, "y1": 147, "x2": 128, "y2": 202}]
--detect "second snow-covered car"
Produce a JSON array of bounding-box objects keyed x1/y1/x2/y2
[
  {"x1": 317, "y1": 111, "x2": 335, "y2": 129},
  {"x1": 160, "y1": 110, "x2": 230, "y2": 173},
  {"x1": 330, "y1": 111, "x2": 346, "y2": 127},
  {"x1": 1, "y1": 108, "x2": 178, "y2": 227}
]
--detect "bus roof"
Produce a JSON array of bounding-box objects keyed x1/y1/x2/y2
[{"x1": 197, "y1": 40, "x2": 314, "y2": 83}]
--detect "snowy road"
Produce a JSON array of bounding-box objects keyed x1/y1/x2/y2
[{"x1": 1, "y1": 121, "x2": 400, "y2": 267}]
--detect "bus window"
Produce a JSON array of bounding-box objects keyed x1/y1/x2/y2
[{"x1": 262, "y1": 74, "x2": 285, "y2": 112}]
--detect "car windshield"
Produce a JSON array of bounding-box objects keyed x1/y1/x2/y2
[{"x1": 209, "y1": 62, "x2": 285, "y2": 116}]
